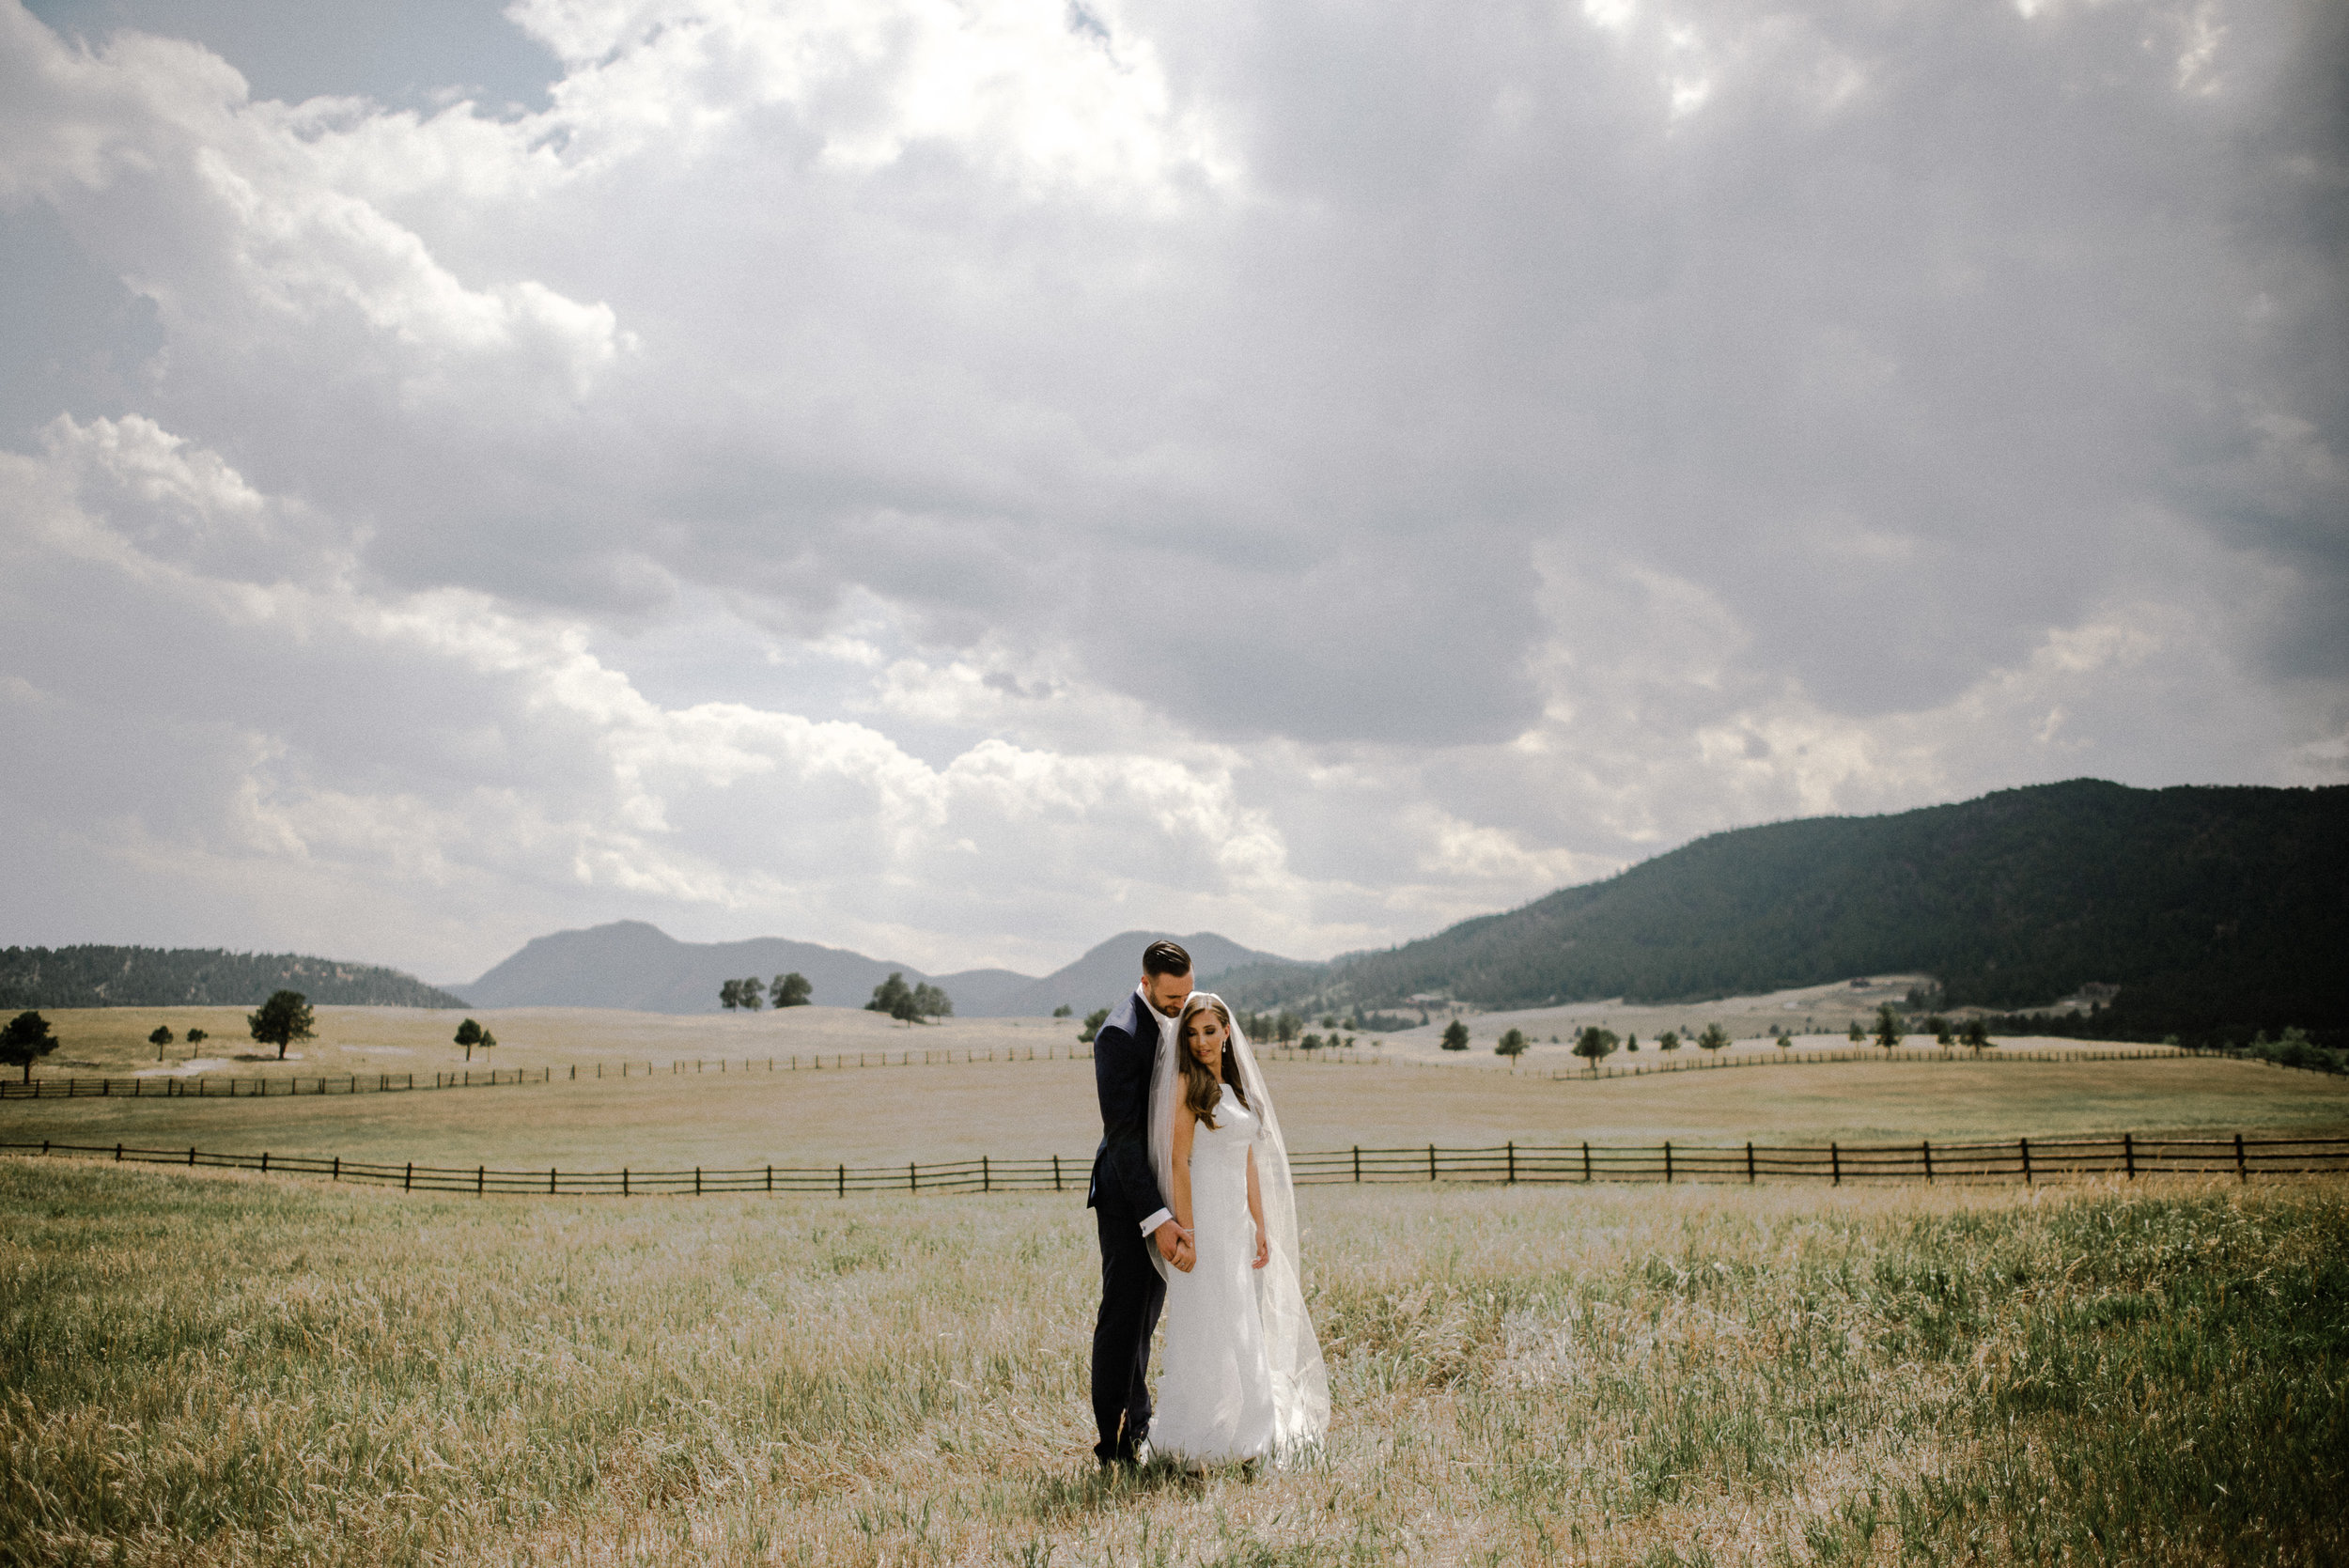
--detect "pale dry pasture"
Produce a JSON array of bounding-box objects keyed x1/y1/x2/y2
[
  {"x1": 3, "y1": 1159, "x2": 2341, "y2": 1567},
  {"x1": 8, "y1": 1044, "x2": 2348, "y2": 1173}
]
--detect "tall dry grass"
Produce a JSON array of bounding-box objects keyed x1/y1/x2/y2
[{"x1": 3, "y1": 1162, "x2": 2341, "y2": 1566}]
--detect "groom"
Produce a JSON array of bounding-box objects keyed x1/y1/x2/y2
[{"x1": 1086, "y1": 938, "x2": 1197, "y2": 1466}]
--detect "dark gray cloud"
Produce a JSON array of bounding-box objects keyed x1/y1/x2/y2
[{"x1": 0, "y1": 0, "x2": 2340, "y2": 978}]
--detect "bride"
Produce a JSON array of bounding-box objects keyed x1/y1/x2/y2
[{"x1": 1145, "y1": 992, "x2": 1330, "y2": 1467}]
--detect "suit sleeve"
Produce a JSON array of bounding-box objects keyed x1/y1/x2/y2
[{"x1": 1093, "y1": 1019, "x2": 1167, "y2": 1219}]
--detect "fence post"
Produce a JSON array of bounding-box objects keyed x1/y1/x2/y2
[
  {"x1": 1582, "y1": 1141, "x2": 1592, "y2": 1183},
  {"x1": 766, "y1": 1165, "x2": 773, "y2": 1193},
  {"x1": 2234, "y1": 1132, "x2": 2247, "y2": 1183},
  {"x1": 1663, "y1": 1141, "x2": 1672, "y2": 1184},
  {"x1": 476, "y1": 1165, "x2": 485, "y2": 1196},
  {"x1": 2123, "y1": 1132, "x2": 2134, "y2": 1180},
  {"x1": 910, "y1": 1161, "x2": 918, "y2": 1192},
  {"x1": 1746, "y1": 1141, "x2": 1756, "y2": 1184},
  {"x1": 190, "y1": 1145, "x2": 196, "y2": 1167},
  {"x1": 333, "y1": 1156, "x2": 340, "y2": 1182},
  {"x1": 404, "y1": 1162, "x2": 412, "y2": 1191},
  {"x1": 115, "y1": 1141, "x2": 122, "y2": 1162},
  {"x1": 983, "y1": 1156, "x2": 991, "y2": 1193},
  {"x1": 694, "y1": 1168, "x2": 702, "y2": 1196},
  {"x1": 1829, "y1": 1142, "x2": 1841, "y2": 1187},
  {"x1": 550, "y1": 1168, "x2": 556, "y2": 1195},
  {"x1": 1353, "y1": 1145, "x2": 1361, "y2": 1183},
  {"x1": 1428, "y1": 1144, "x2": 1438, "y2": 1182},
  {"x1": 1507, "y1": 1141, "x2": 1517, "y2": 1184},
  {"x1": 1053, "y1": 1155, "x2": 1063, "y2": 1192},
  {"x1": 260, "y1": 1152, "x2": 269, "y2": 1173},
  {"x1": 1921, "y1": 1140, "x2": 1932, "y2": 1183},
  {"x1": 838, "y1": 1163, "x2": 846, "y2": 1198},
  {"x1": 2019, "y1": 1138, "x2": 2032, "y2": 1186},
  {"x1": 623, "y1": 1168, "x2": 630, "y2": 1196}
]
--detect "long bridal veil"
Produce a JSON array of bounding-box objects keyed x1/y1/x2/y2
[{"x1": 1147, "y1": 993, "x2": 1330, "y2": 1461}]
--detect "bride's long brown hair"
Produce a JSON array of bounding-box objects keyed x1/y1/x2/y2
[{"x1": 1178, "y1": 994, "x2": 1250, "y2": 1129}]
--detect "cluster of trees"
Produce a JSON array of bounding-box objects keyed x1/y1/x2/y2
[
  {"x1": 720, "y1": 973, "x2": 814, "y2": 1011},
  {"x1": 1850, "y1": 1005, "x2": 1994, "y2": 1051},
  {"x1": 453, "y1": 1017, "x2": 499, "y2": 1061},
  {"x1": 866, "y1": 972, "x2": 951, "y2": 1023},
  {"x1": 144, "y1": 1023, "x2": 209, "y2": 1059}
]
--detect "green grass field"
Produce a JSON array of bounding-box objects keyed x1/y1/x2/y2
[{"x1": 3, "y1": 1161, "x2": 2342, "y2": 1566}]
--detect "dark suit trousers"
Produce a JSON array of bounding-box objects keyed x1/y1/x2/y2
[{"x1": 1090, "y1": 1201, "x2": 1166, "y2": 1461}]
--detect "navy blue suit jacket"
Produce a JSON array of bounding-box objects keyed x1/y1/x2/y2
[{"x1": 1086, "y1": 990, "x2": 1169, "y2": 1219}]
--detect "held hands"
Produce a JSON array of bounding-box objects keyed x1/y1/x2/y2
[{"x1": 1155, "y1": 1219, "x2": 1197, "y2": 1273}]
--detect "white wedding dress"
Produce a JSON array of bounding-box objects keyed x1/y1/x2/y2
[
  {"x1": 1143, "y1": 995, "x2": 1329, "y2": 1467},
  {"x1": 1148, "y1": 1091, "x2": 1279, "y2": 1464}
]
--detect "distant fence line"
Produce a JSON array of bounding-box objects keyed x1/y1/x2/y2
[
  {"x1": 0, "y1": 1043, "x2": 1106, "y2": 1100},
  {"x1": 6, "y1": 1133, "x2": 2342, "y2": 1197},
  {"x1": 0, "y1": 1040, "x2": 2198, "y2": 1101},
  {"x1": 1527, "y1": 1044, "x2": 2189, "y2": 1080}
]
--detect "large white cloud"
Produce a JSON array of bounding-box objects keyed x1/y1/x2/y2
[{"x1": 0, "y1": 0, "x2": 2339, "y2": 981}]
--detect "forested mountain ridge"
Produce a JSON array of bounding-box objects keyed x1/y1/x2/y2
[
  {"x1": 0, "y1": 946, "x2": 470, "y2": 1010},
  {"x1": 1224, "y1": 781, "x2": 2347, "y2": 1035}
]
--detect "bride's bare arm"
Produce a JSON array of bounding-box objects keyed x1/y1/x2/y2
[{"x1": 1246, "y1": 1147, "x2": 1269, "y2": 1268}]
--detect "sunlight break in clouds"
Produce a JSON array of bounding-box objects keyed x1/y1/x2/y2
[{"x1": 0, "y1": 0, "x2": 2341, "y2": 981}]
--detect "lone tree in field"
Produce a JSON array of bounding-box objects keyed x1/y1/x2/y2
[
  {"x1": 770, "y1": 972, "x2": 812, "y2": 1008},
  {"x1": 1441, "y1": 1019, "x2": 1470, "y2": 1051},
  {"x1": 1657, "y1": 1029, "x2": 1681, "y2": 1052},
  {"x1": 1, "y1": 1011, "x2": 58, "y2": 1082},
  {"x1": 1496, "y1": 1027, "x2": 1528, "y2": 1058},
  {"x1": 1051, "y1": 1003, "x2": 1072, "y2": 1017},
  {"x1": 1697, "y1": 1023, "x2": 1731, "y2": 1053},
  {"x1": 1081, "y1": 1006, "x2": 1111, "y2": 1041},
  {"x1": 1572, "y1": 1025, "x2": 1619, "y2": 1073},
  {"x1": 477, "y1": 1028, "x2": 497, "y2": 1057},
  {"x1": 455, "y1": 1017, "x2": 484, "y2": 1060},
  {"x1": 911, "y1": 982, "x2": 952, "y2": 1020},
  {"x1": 1848, "y1": 1018, "x2": 1867, "y2": 1042},
  {"x1": 186, "y1": 1026, "x2": 206, "y2": 1045},
  {"x1": 1962, "y1": 1017, "x2": 1993, "y2": 1053},
  {"x1": 720, "y1": 980, "x2": 743, "y2": 1009},
  {"x1": 1873, "y1": 1002, "x2": 1904, "y2": 1051},
  {"x1": 149, "y1": 1024, "x2": 174, "y2": 1060},
  {"x1": 247, "y1": 990, "x2": 314, "y2": 1062},
  {"x1": 1276, "y1": 1012, "x2": 1300, "y2": 1045},
  {"x1": 737, "y1": 977, "x2": 764, "y2": 1011}
]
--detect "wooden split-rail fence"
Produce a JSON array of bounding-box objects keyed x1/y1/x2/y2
[
  {"x1": 6, "y1": 1133, "x2": 2342, "y2": 1196},
  {"x1": 0, "y1": 1041, "x2": 2209, "y2": 1101},
  {"x1": 0, "y1": 1043, "x2": 1101, "y2": 1100}
]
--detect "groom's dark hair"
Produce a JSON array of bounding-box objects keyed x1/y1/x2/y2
[{"x1": 1142, "y1": 939, "x2": 1192, "y2": 977}]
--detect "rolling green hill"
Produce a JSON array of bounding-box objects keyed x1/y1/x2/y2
[
  {"x1": 1225, "y1": 781, "x2": 2347, "y2": 1038},
  {"x1": 0, "y1": 946, "x2": 469, "y2": 1011}
]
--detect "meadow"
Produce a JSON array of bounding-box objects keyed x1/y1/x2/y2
[
  {"x1": 3, "y1": 1161, "x2": 2343, "y2": 1567},
  {"x1": 6, "y1": 1006, "x2": 2347, "y2": 1564}
]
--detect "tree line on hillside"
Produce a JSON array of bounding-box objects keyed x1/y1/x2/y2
[
  {"x1": 1219, "y1": 782, "x2": 2348, "y2": 1048},
  {"x1": 0, "y1": 946, "x2": 468, "y2": 1010}
]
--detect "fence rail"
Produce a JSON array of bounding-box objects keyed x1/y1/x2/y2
[
  {"x1": 1, "y1": 1042, "x2": 2208, "y2": 1101},
  {"x1": 0, "y1": 1044, "x2": 1101, "y2": 1100},
  {"x1": 6, "y1": 1133, "x2": 2342, "y2": 1196},
  {"x1": 1538, "y1": 1045, "x2": 2188, "y2": 1080}
]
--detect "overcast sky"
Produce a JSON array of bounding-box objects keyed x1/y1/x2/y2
[{"x1": 1, "y1": 0, "x2": 2341, "y2": 985}]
